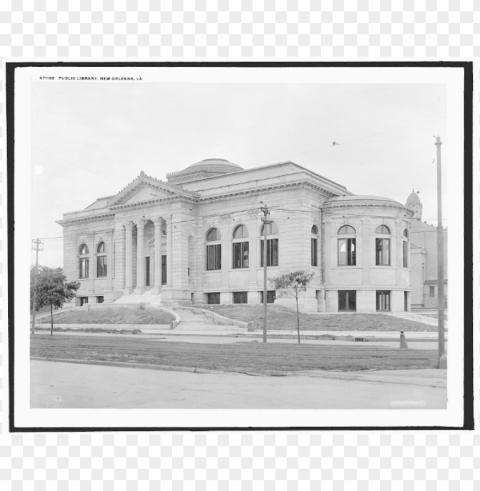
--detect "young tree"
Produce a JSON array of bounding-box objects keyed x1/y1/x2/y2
[
  {"x1": 269, "y1": 270, "x2": 315, "y2": 344},
  {"x1": 33, "y1": 266, "x2": 80, "y2": 335}
]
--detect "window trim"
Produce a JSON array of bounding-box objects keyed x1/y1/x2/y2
[
  {"x1": 206, "y1": 243, "x2": 222, "y2": 271},
  {"x1": 376, "y1": 290, "x2": 391, "y2": 312},
  {"x1": 233, "y1": 291, "x2": 248, "y2": 304},
  {"x1": 338, "y1": 238, "x2": 356, "y2": 266},
  {"x1": 338, "y1": 290, "x2": 357, "y2": 312},
  {"x1": 260, "y1": 238, "x2": 279, "y2": 267},
  {"x1": 311, "y1": 237, "x2": 318, "y2": 266},
  {"x1": 260, "y1": 221, "x2": 278, "y2": 236},
  {"x1": 375, "y1": 237, "x2": 391, "y2": 266},
  {"x1": 232, "y1": 241, "x2": 249, "y2": 269},
  {"x1": 79, "y1": 257, "x2": 89, "y2": 279},
  {"x1": 338, "y1": 225, "x2": 356, "y2": 234},
  {"x1": 402, "y1": 240, "x2": 408, "y2": 268},
  {"x1": 206, "y1": 227, "x2": 221, "y2": 242},
  {"x1": 233, "y1": 224, "x2": 249, "y2": 239}
]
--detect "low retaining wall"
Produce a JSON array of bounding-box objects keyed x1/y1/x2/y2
[
  {"x1": 36, "y1": 303, "x2": 181, "y2": 329},
  {"x1": 175, "y1": 305, "x2": 249, "y2": 329}
]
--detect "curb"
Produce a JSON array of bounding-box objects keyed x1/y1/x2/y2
[{"x1": 30, "y1": 357, "x2": 265, "y2": 377}]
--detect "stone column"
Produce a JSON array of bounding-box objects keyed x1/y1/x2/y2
[
  {"x1": 124, "y1": 221, "x2": 134, "y2": 294},
  {"x1": 134, "y1": 218, "x2": 146, "y2": 294},
  {"x1": 151, "y1": 216, "x2": 163, "y2": 294},
  {"x1": 361, "y1": 218, "x2": 371, "y2": 285},
  {"x1": 166, "y1": 215, "x2": 173, "y2": 287},
  {"x1": 114, "y1": 222, "x2": 125, "y2": 293},
  {"x1": 248, "y1": 217, "x2": 258, "y2": 287}
]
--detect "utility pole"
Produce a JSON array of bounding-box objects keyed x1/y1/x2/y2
[
  {"x1": 260, "y1": 203, "x2": 270, "y2": 343},
  {"x1": 31, "y1": 238, "x2": 43, "y2": 335},
  {"x1": 435, "y1": 136, "x2": 447, "y2": 368}
]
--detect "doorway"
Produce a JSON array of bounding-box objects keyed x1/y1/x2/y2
[{"x1": 145, "y1": 257, "x2": 150, "y2": 287}]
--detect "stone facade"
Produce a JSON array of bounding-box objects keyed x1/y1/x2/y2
[
  {"x1": 406, "y1": 190, "x2": 448, "y2": 309},
  {"x1": 58, "y1": 159, "x2": 415, "y2": 313}
]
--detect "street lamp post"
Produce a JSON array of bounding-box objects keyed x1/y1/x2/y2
[{"x1": 435, "y1": 136, "x2": 447, "y2": 369}]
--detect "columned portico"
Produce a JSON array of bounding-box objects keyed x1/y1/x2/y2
[
  {"x1": 124, "y1": 221, "x2": 134, "y2": 294},
  {"x1": 134, "y1": 218, "x2": 146, "y2": 294},
  {"x1": 151, "y1": 216, "x2": 163, "y2": 294}
]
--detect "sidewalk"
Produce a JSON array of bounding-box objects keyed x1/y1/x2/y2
[{"x1": 31, "y1": 360, "x2": 447, "y2": 410}]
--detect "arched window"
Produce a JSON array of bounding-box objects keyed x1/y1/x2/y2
[
  {"x1": 338, "y1": 226, "x2": 356, "y2": 266},
  {"x1": 260, "y1": 221, "x2": 279, "y2": 267},
  {"x1": 376, "y1": 226, "x2": 391, "y2": 265},
  {"x1": 260, "y1": 222, "x2": 278, "y2": 236},
  {"x1": 96, "y1": 241, "x2": 107, "y2": 277},
  {"x1": 232, "y1": 225, "x2": 249, "y2": 269},
  {"x1": 233, "y1": 225, "x2": 248, "y2": 239},
  {"x1": 311, "y1": 225, "x2": 318, "y2": 266},
  {"x1": 338, "y1": 225, "x2": 356, "y2": 234},
  {"x1": 376, "y1": 225, "x2": 390, "y2": 234},
  {"x1": 206, "y1": 228, "x2": 221, "y2": 270},
  {"x1": 403, "y1": 229, "x2": 409, "y2": 268},
  {"x1": 206, "y1": 228, "x2": 221, "y2": 242},
  {"x1": 79, "y1": 244, "x2": 89, "y2": 279}
]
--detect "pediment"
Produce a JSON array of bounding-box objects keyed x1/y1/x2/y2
[
  {"x1": 108, "y1": 172, "x2": 198, "y2": 208},
  {"x1": 121, "y1": 183, "x2": 174, "y2": 205}
]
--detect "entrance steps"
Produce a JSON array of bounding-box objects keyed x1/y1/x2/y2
[
  {"x1": 174, "y1": 308, "x2": 243, "y2": 332},
  {"x1": 114, "y1": 290, "x2": 162, "y2": 306}
]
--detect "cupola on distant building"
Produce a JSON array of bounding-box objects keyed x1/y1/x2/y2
[{"x1": 58, "y1": 158, "x2": 418, "y2": 313}]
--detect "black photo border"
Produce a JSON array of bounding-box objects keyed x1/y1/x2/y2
[{"x1": 6, "y1": 61, "x2": 474, "y2": 432}]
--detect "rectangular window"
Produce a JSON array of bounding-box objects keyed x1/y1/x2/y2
[
  {"x1": 338, "y1": 239, "x2": 356, "y2": 266},
  {"x1": 233, "y1": 242, "x2": 249, "y2": 269},
  {"x1": 79, "y1": 297, "x2": 88, "y2": 306},
  {"x1": 260, "y1": 239, "x2": 279, "y2": 267},
  {"x1": 206, "y1": 244, "x2": 222, "y2": 271},
  {"x1": 207, "y1": 292, "x2": 220, "y2": 304},
  {"x1": 79, "y1": 258, "x2": 89, "y2": 279},
  {"x1": 376, "y1": 291, "x2": 390, "y2": 312},
  {"x1": 311, "y1": 238, "x2": 318, "y2": 266},
  {"x1": 376, "y1": 239, "x2": 390, "y2": 266},
  {"x1": 260, "y1": 290, "x2": 276, "y2": 303},
  {"x1": 403, "y1": 241, "x2": 408, "y2": 268},
  {"x1": 233, "y1": 292, "x2": 248, "y2": 304},
  {"x1": 96, "y1": 256, "x2": 107, "y2": 277},
  {"x1": 161, "y1": 255, "x2": 167, "y2": 285},
  {"x1": 429, "y1": 286, "x2": 435, "y2": 297},
  {"x1": 97, "y1": 296, "x2": 104, "y2": 304},
  {"x1": 404, "y1": 291, "x2": 408, "y2": 312},
  {"x1": 339, "y1": 291, "x2": 356, "y2": 312}
]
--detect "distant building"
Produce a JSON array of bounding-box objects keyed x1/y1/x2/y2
[
  {"x1": 58, "y1": 158, "x2": 414, "y2": 313},
  {"x1": 406, "y1": 190, "x2": 448, "y2": 309}
]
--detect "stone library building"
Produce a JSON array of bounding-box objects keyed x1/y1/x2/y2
[{"x1": 59, "y1": 158, "x2": 416, "y2": 313}]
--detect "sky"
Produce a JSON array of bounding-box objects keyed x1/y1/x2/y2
[{"x1": 30, "y1": 81, "x2": 447, "y2": 267}]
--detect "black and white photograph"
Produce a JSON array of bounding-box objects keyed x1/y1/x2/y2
[{"x1": 9, "y1": 63, "x2": 471, "y2": 430}]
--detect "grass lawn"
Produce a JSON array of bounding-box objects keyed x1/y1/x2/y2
[
  {"x1": 31, "y1": 335, "x2": 438, "y2": 374},
  {"x1": 415, "y1": 313, "x2": 449, "y2": 320},
  {"x1": 37, "y1": 307, "x2": 174, "y2": 325},
  {"x1": 207, "y1": 305, "x2": 436, "y2": 332}
]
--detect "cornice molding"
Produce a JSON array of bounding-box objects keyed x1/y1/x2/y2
[{"x1": 57, "y1": 213, "x2": 115, "y2": 226}]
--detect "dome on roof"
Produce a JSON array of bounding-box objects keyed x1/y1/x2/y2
[
  {"x1": 166, "y1": 158, "x2": 243, "y2": 185},
  {"x1": 325, "y1": 195, "x2": 400, "y2": 205},
  {"x1": 187, "y1": 158, "x2": 243, "y2": 171},
  {"x1": 405, "y1": 189, "x2": 421, "y2": 207}
]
